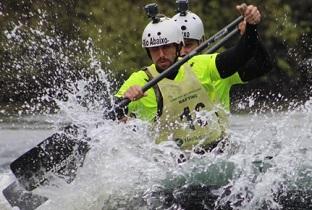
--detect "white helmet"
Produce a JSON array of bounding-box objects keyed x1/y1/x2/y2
[
  {"x1": 142, "y1": 16, "x2": 184, "y2": 48},
  {"x1": 172, "y1": 11, "x2": 204, "y2": 41}
]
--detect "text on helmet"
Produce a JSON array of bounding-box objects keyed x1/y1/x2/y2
[
  {"x1": 143, "y1": 37, "x2": 169, "y2": 47},
  {"x1": 183, "y1": 31, "x2": 190, "y2": 38}
]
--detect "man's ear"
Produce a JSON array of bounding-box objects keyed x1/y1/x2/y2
[{"x1": 146, "y1": 48, "x2": 152, "y2": 59}]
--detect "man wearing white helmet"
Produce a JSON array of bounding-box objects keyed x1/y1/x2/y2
[
  {"x1": 115, "y1": 3, "x2": 270, "y2": 152},
  {"x1": 172, "y1": 10, "x2": 205, "y2": 57},
  {"x1": 172, "y1": 1, "x2": 272, "y2": 111}
]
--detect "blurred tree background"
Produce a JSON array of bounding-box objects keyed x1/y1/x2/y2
[{"x1": 0, "y1": 0, "x2": 311, "y2": 112}]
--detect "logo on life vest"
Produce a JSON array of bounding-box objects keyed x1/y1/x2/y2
[{"x1": 143, "y1": 37, "x2": 169, "y2": 47}]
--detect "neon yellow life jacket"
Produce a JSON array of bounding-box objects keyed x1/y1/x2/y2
[
  {"x1": 146, "y1": 64, "x2": 228, "y2": 150},
  {"x1": 213, "y1": 73, "x2": 243, "y2": 111},
  {"x1": 116, "y1": 54, "x2": 221, "y2": 121},
  {"x1": 115, "y1": 54, "x2": 229, "y2": 149}
]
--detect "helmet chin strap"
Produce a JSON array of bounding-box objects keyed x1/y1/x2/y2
[{"x1": 176, "y1": 43, "x2": 182, "y2": 57}]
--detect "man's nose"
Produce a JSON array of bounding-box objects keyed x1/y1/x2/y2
[{"x1": 158, "y1": 48, "x2": 165, "y2": 57}]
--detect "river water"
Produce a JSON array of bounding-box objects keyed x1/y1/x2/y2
[{"x1": 0, "y1": 101, "x2": 311, "y2": 210}]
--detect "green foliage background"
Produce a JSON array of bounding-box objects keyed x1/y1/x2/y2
[{"x1": 0, "y1": 0, "x2": 311, "y2": 107}]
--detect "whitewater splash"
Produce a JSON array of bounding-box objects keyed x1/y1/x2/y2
[
  {"x1": 6, "y1": 77, "x2": 307, "y2": 210},
  {"x1": 0, "y1": 36, "x2": 311, "y2": 209},
  {"x1": 1, "y1": 31, "x2": 311, "y2": 208},
  {"x1": 217, "y1": 104, "x2": 312, "y2": 210},
  {"x1": 0, "y1": 5, "x2": 311, "y2": 210}
]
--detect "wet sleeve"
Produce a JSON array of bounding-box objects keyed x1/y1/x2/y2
[
  {"x1": 215, "y1": 24, "x2": 268, "y2": 79},
  {"x1": 237, "y1": 41, "x2": 273, "y2": 82}
]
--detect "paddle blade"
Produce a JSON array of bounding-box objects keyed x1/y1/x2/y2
[
  {"x1": 10, "y1": 132, "x2": 90, "y2": 191},
  {"x1": 2, "y1": 181, "x2": 48, "y2": 210}
]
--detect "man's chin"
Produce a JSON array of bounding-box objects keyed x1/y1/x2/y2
[
  {"x1": 157, "y1": 63, "x2": 171, "y2": 71},
  {"x1": 156, "y1": 65, "x2": 166, "y2": 72}
]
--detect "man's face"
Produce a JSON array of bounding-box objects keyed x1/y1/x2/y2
[
  {"x1": 180, "y1": 39, "x2": 199, "y2": 57},
  {"x1": 149, "y1": 43, "x2": 177, "y2": 71}
]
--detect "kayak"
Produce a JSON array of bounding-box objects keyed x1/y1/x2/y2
[
  {"x1": 4, "y1": 179, "x2": 312, "y2": 210},
  {"x1": 146, "y1": 184, "x2": 312, "y2": 210},
  {"x1": 3, "y1": 158, "x2": 312, "y2": 210},
  {"x1": 2, "y1": 115, "x2": 312, "y2": 210}
]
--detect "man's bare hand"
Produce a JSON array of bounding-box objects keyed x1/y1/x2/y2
[
  {"x1": 237, "y1": 3, "x2": 261, "y2": 25},
  {"x1": 236, "y1": 3, "x2": 261, "y2": 35},
  {"x1": 123, "y1": 85, "x2": 146, "y2": 101}
]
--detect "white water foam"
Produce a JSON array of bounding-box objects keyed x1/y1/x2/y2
[{"x1": 1, "y1": 6, "x2": 311, "y2": 209}]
